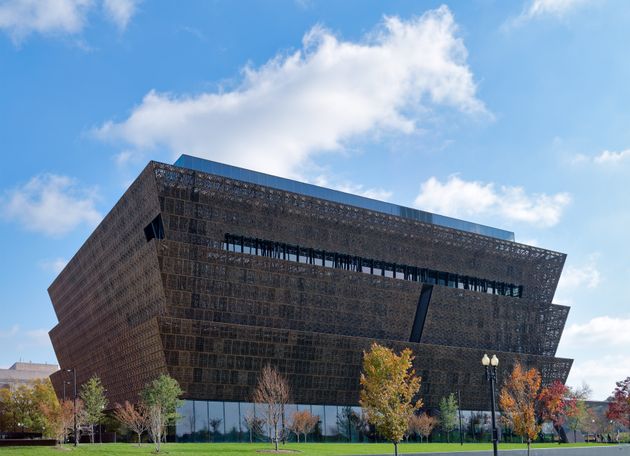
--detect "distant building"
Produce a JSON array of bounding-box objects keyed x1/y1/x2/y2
[{"x1": 0, "y1": 362, "x2": 58, "y2": 389}]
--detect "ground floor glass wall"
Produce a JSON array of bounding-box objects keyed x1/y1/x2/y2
[{"x1": 175, "y1": 401, "x2": 365, "y2": 443}]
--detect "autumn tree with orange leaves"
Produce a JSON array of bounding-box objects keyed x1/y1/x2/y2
[
  {"x1": 499, "y1": 363, "x2": 541, "y2": 456},
  {"x1": 360, "y1": 343, "x2": 422, "y2": 456}
]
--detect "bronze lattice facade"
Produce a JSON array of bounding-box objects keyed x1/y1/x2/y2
[{"x1": 49, "y1": 156, "x2": 572, "y2": 416}]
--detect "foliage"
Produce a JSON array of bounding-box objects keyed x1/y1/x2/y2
[
  {"x1": 252, "y1": 364, "x2": 291, "y2": 451},
  {"x1": 79, "y1": 375, "x2": 108, "y2": 444},
  {"x1": 499, "y1": 363, "x2": 541, "y2": 455},
  {"x1": 288, "y1": 410, "x2": 319, "y2": 443},
  {"x1": 359, "y1": 343, "x2": 422, "y2": 456},
  {"x1": 113, "y1": 401, "x2": 148, "y2": 446},
  {"x1": 141, "y1": 373, "x2": 183, "y2": 453},
  {"x1": 537, "y1": 379, "x2": 568, "y2": 429},
  {"x1": 564, "y1": 383, "x2": 591, "y2": 442},
  {"x1": 408, "y1": 412, "x2": 437, "y2": 443},
  {"x1": 606, "y1": 377, "x2": 630, "y2": 429},
  {"x1": 438, "y1": 393, "x2": 458, "y2": 443},
  {"x1": 40, "y1": 398, "x2": 74, "y2": 443},
  {"x1": 0, "y1": 379, "x2": 59, "y2": 436},
  {"x1": 242, "y1": 409, "x2": 264, "y2": 443}
]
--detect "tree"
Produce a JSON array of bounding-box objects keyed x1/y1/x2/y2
[
  {"x1": 113, "y1": 401, "x2": 148, "y2": 446},
  {"x1": 499, "y1": 363, "x2": 541, "y2": 456},
  {"x1": 252, "y1": 364, "x2": 290, "y2": 452},
  {"x1": 141, "y1": 373, "x2": 183, "y2": 453},
  {"x1": 565, "y1": 383, "x2": 591, "y2": 443},
  {"x1": 40, "y1": 399, "x2": 74, "y2": 444},
  {"x1": 359, "y1": 343, "x2": 422, "y2": 456},
  {"x1": 79, "y1": 375, "x2": 108, "y2": 443},
  {"x1": 288, "y1": 410, "x2": 318, "y2": 443},
  {"x1": 537, "y1": 379, "x2": 569, "y2": 441},
  {"x1": 408, "y1": 412, "x2": 437, "y2": 443},
  {"x1": 242, "y1": 409, "x2": 264, "y2": 443},
  {"x1": 439, "y1": 393, "x2": 458, "y2": 443},
  {"x1": 606, "y1": 377, "x2": 630, "y2": 430}
]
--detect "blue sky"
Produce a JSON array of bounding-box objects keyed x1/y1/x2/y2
[{"x1": 0, "y1": 0, "x2": 628, "y2": 401}]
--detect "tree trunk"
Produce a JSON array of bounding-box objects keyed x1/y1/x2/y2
[
  {"x1": 394, "y1": 441, "x2": 398, "y2": 456},
  {"x1": 527, "y1": 439, "x2": 530, "y2": 456},
  {"x1": 274, "y1": 425, "x2": 278, "y2": 451},
  {"x1": 137, "y1": 431, "x2": 141, "y2": 446},
  {"x1": 573, "y1": 429, "x2": 576, "y2": 443}
]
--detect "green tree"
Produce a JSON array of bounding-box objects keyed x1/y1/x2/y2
[
  {"x1": 141, "y1": 373, "x2": 183, "y2": 453},
  {"x1": 359, "y1": 342, "x2": 422, "y2": 456},
  {"x1": 79, "y1": 375, "x2": 108, "y2": 443},
  {"x1": 565, "y1": 384, "x2": 591, "y2": 443},
  {"x1": 439, "y1": 393, "x2": 458, "y2": 443}
]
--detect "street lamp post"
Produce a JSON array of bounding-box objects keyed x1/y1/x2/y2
[
  {"x1": 482, "y1": 354, "x2": 499, "y2": 456},
  {"x1": 66, "y1": 368, "x2": 77, "y2": 447}
]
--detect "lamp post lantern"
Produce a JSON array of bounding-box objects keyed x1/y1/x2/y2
[
  {"x1": 66, "y1": 368, "x2": 77, "y2": 447},
  {"x1": 482, "y1": 354, "x2": 499, "y2": 456}
]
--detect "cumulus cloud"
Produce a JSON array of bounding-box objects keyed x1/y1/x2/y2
[
  {"x1": 560, "y1": 316, "x2": 630, "y2": 350},
  {"x1": 102, "y1": 0, "x2": 138, "y2": 30},
  {"x1": 1, "y1": 174, "x2": 102, "y2": 236},
  {"x1": 563, "y1": 354, "x2": 630, "y2": 401},
  {"x1": 95, "y1": 7, "x2": 487, "y2": 179},
  {"x1": 413, "y1": 175, "x2": 570, "y2": 227},
  {"x1": 39, "y1": 257, "x2": 69, "y2": 274},
  {"x1": 0, "y1": 0, "x2": 139, "y2": 42}
]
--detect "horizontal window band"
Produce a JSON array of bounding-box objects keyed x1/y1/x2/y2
[{"x1": 222, "y1": 233, "x2": 523, "y2": 299}]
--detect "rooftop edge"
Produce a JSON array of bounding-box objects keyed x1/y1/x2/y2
[{"x1": 174, "y1": 154, "x2": 515, "y2": 242}]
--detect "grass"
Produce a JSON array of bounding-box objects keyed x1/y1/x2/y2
[{"x1": 0, "y1": 442, "x2": 613, "y2": 456}]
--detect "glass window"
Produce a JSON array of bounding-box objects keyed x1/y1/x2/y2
[
  {"x1": 324, "y1": 405, "x2": 338, "y2": 437},
  {"x1": 224, "y1": 402, "x2": 241, "y2": 442},
  {"x1": 176, "y1": 400, "x2": 194, "y2": 442},
  {"x1": 194, "y1": 400, "x2": 209, "y2": 442},
  {"x1": 311, "y1": 405, "x2": 324, "y2": 441},
  {"x1": 208, "y1": 401, "x2": 224, "y2": 441}
]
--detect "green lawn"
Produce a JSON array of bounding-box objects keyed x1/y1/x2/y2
[{"x1": 0, "y1": 442, "x2": 610, "y2": 456}]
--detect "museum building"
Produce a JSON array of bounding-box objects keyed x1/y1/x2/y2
[{"x1": 48, "y1": 155, "x2": 572, "y2": 441}]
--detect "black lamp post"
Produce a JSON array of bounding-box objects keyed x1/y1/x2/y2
[
  {"x1": 66, "y1": 368, "x2": 77, "y2": 447},
  {"x1": 482, "y1": 353, "x2": 499, "y2": 456}
]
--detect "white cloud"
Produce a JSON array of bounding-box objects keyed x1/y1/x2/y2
[
  {"x1": 39, "y1": 257, "x2": 69, "y2": 274},
  {"x1": 571, "y1": 149, "x2": 630, "y2": 165},
  {"x1": 593, "y1": 149, "x2": 630, "y2": 165},
  {"x1": 564, "y1": 354, "x2": 630, "y2": 401},
  {"x1": 413, "y1": 175, "x2": 570, "y2": 227},
  {"x1": 1, "y1": 174, "x2": 102, "y2": 236},
  {"x1": 560, "y1": 316, "x2": 630, "y2": 351},
  {"x1": 102, "y1": 0, "x2": 138, "y2": 30},
  {"x1": 0, "y1": 0, "x2": 91, "y2": 41},
  {"x1": 555, "y1": 255, "x2": 601, "y2": 304},
  {"x1": 0, "y1": 0, "x2": 139, "y2": 42},
  {"x1": 95, "y1": 7, "x2": 487, "y2": 179},
  {"x1": 511, "y1": 0, "x2": 591, "y2": 25}
]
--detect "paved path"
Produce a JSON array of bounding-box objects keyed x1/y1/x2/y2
[{"x1": 355, "y1": 445, "x2": 630, "y2": 456}]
